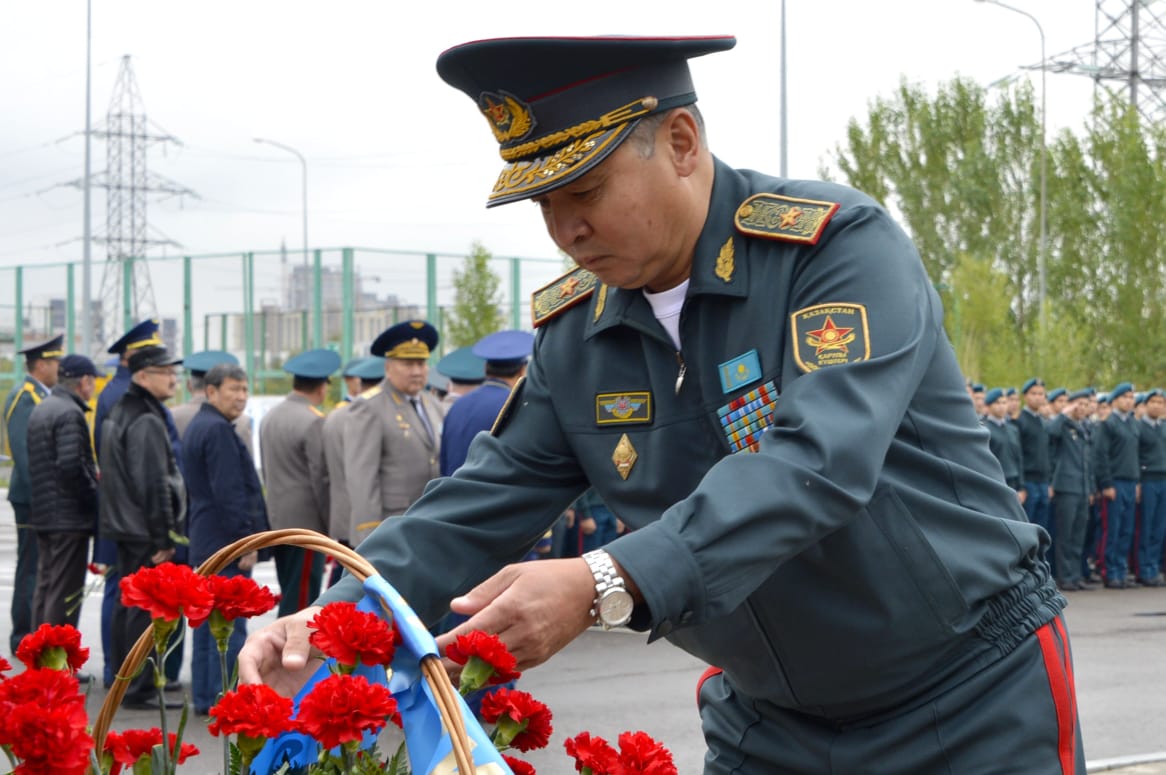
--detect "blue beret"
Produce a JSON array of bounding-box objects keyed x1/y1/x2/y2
[
  {"x1": 1005, "y1": 387, "x2": 1017, "y2": 397},
  {"x1": 349, "y1": 356, "x2": 386, "y2": 381},
  {"x1": 371, "y1": 320, "x2": 438, "y2": 359},
  {"x1": 472, "y1": 330, "x2": 535, "y2": 365},
  {"x1": 107, "y1": 318, "x2": 162, "y2": 355},
  {"x1": 18, "y1": 334, "x2": 64, "y2": 361},
  {"x1": 184, "y1": 350, "x2": 238, "y2": 376},
  {"x1": 1098, "y1": 392, "x2": 1110, "y2": 404},
  {"x1": 1047, "y1": 388, "x2": 1067, "y2": 402},
  {"x1": 1135, "y1": 392, "x2": 1148, "y2": 405},
  {"x1": 971, "y1": 383, "x2": 985, "y2": 393},
  {"x1": 283, "y1": 348, "x2": 341, "y2": 379},
  {"x1": 1068, "y1": 388, "x2": 1093, "y2": 402},
  {"x1": 1110, "y1": 382, "x2": 1133, "y2": 400},
  {"x1": 1022, "y1": 377, "x2": 1044, "y2": 394},
  {"x1": 58, "y1": 354, "x2": 101, "y2": 378},
  {"x1": 984, "y1": 388, "x2": 1005, "y2": 406},
  {"x1": 437, "y1": 35, "x2": 736, "y2": 207},
  {"x1": 436, "y1": 347, "x2": 486, "y2": 383}
]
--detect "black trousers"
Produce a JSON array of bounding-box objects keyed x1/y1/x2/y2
[
  {"x1": 8, "y1": 502, "x2": 39, "y2": 653},
  {"x1": 1054, "y1": 492, "x2": 1090, "y2": 587},
  {"x1": 32, "y1": 531, "x2": 90, "y2": 627},
  {"x1": 112, "y1": 541, "x2": 161, "y2": 701}
]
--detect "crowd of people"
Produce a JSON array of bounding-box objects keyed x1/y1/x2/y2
[
  {"x1": 2, "y1": 316, "x2": 623, "y2": 716},
  {"x1": 970, "y1": 378, "x2": 1166, "y2": 593}
]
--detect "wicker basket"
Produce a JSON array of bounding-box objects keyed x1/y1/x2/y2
[{"x1": 92, "y1": 528, "x2": 477, "y2": 774}]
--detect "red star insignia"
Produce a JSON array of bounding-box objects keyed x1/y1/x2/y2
[
  {"x1": 779, "y1": 206, "x2": 804, "y2": 229},
  {"x1": 807, "y1": 315, "x2": 853, "y2": 353},
  {"x1": 560, "y1": 277, "x2": 580, "y2": 298}
]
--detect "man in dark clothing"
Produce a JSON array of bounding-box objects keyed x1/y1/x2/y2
[
  {"x1": 27, "y1": 354, "x2": 101, "y2": 629},
  {"x1": 1137, "y1": 389, "x2": 1166, "y2": 586},
  {"x1": 3, "y1": 335, "x2": 62, "y2": 653},
  {"x1": 1018, "y1": 378, "x2": 1053, "y2": 539},
  {"x1": 98, "y1": 345, "x2": 185, "y2": 711},
  {"x1": 1049, "y1": 389, "x2": 1096, "y2": 592},
  {"x1": 982, "y1": 387, "x2": 1025, "y2": 503},
  {"x1": 1096, "y1": 382, "x2": 1142, "y2": 587},
  {"x1": 182, "y1": 362, "x2": 270, "y2": 715}
]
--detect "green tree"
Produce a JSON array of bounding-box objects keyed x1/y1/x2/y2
[{"x1": 444, "y1": 241, "x2": 505, "y2": 349}]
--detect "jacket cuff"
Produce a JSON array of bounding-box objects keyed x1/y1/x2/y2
[{"x1": 604, "y1": 521, "x2": 705, "y2": 642}]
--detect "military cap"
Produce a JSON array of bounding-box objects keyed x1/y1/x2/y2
[
  {"x1": 18, "y1": 334, "x2": 65, "y2": 362},
  {"x1": 1004, "y1": 387, "x2": 1017, "y2": 397},
  {"x1": 971, "y1": 383, "x2": 985, "y2": 393},
  {"x1": 1109, "y1": 382, "x2": 1133, "y2": 400},
  {"x1": 58, "y1": 354, "x2": 101, "y2": 378},
  {"x1": 348, "y1": 356, "x2": 386, "y2": 381},
  {"x1": 436, "y1": 35, "x2": 736, "y2": 207},
  {"x1": 1021, "y1": 377, "x2": 1044, "y2": 395},
  {"x1": 341, "y1": 357, "x2": 366, "y2": 377},
  {"x1": 984, "y1": 388, "x2": 1005, "y2": 406},
  {"x1": 184, "y1": 350, "x2": 239, "y2": 377},
  {"x1": 1145, "y1": 388, "x2": 1164, "y2": 400},
  {"x1": 128, "y1": 346, "x2": 182, "y2": 374},
  {"x1": 472, "y1": 330, "x2": 535, "y2": 367},
  {"x1": 283, "y1": 348, "x2": 342, "y2": 379},
  {"x1": 107, "y1": 318, "x2": 162, "y2": 355},
  {"x1": 436, "y1": 347, "x2": 486, "y2": 384},
  {"x1": 371, "y1": 320, "x2": 438, "y2": 360},
  {"x1": 1135, "y1": 392, "x2": 1148, "y2": 405},
  {"x1": 1047, "y1": 388, "x2": 1067, "y2": 402},
  {"x1": 1098, "y1": 392, "x2": 1110, "y2": 405},
  {"x1": 1068, "y1": 388, "x2": 1093, "y2": 402}
]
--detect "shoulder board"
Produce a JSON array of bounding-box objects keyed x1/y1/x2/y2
[
  {"x1": 359, "y1": 385, "x2": 383, "y2": 400},
  {"x1": 531, "y1": 266, "x2": 598, "y2": 328},
  {"x1": 734, "y1": 193, "x2": 840, "y2": 245},
  {"x1": 309, "y1": 405, "x2": 325, "y2": 418}
]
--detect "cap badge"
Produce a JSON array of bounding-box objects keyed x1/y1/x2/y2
[
  {"x1": 479, "y1": 91, "x2": 535, "y2": 144},
  {"x1": 611, "y1": 433, "x2": 638, "y2": 480}
]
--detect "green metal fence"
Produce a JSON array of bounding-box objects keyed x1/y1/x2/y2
[{"x1": 0, "y1": 246, "x2": 564, "y2": 395}]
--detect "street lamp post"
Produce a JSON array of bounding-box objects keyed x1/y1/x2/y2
[
  {"x1": 975, "y1": 0, "x2": 1048, "y2": 345},
  {"x1": 253, "y1": 136, "x2": 309, "y2": 286}
]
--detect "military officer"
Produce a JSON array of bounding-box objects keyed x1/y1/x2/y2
[
  {"x1": 1096, "y1": 382, "x2": 1141, "y2": 587},
  {"x1": 1018, "y1": 378, "x2": 1054, "y2": 553},
  {"x1": 259, "y1": 348, "x2": 339, "y2": 616},
  {"x1": 1048, "y1": 389, "x2": 1096, "y2": 591},
  {"x1": 1137, "y1": 389, "x2": 1166, "y2": 586},
  {"x1": 3, "y1": 334, "x2": 63, "y2": 653},
  {"x1": 982, "y1": 388, "x2": 1024, "y2": 501},
  {"x1": 341, "y1": 321, "x2": 444, "y2": 545},
  {"x1": 322, "y1": 357, "x2": 384, "y2": 550},
  {"x1": 440, "y1": 330, "x2": 534, "y2": 477},
  {"x1": 1046, "y1": 387, "x2": 1069, "y2": 418},
  {"x1": 434, "y1": 346, "x2": 486, "y2": 411},
  {"x1": 242, "y1": 36, "x2": 1081, "y2": 772},
  {"x1": 337, "y1": 357, "x2": 366, "y2": 405},
  {"x1": 171, "y1": 350, "x2": 253, "y2": 455}
]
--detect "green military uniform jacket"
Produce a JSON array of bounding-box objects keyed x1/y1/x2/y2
[
  {"x1": 4, "y1": 376, "x2": 49, "y2": 506},
  {"x1": 322, "y1": 158, "x2": 1061, "y2": 720},
  {"x1": 259, "y1": 393, "x2": 330, "y2": 534}
]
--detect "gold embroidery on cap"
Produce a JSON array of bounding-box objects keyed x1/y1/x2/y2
[
  {"x1": 480, "y1": 91, "x2": 535, "y2": 144},
  {"x1": 612, "y1": 433, "x2": 638, "y2": 480},
  {"x1": 715, "y1": 237, "x2": 735, "y2": 282},
  {"x1": 499, "y1": 97, "x2": 658, "y2": 162}
]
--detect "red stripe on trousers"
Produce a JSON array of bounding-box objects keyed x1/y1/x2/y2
[
  {"x1": 297, "y1": 550, "x2": 313, "y2": 610},
  {"x1": 1036, "y1": 620, "x2": 1077, "y2": 775}
]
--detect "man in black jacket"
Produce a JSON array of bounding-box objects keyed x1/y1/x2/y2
[
  {"x1": 98, "y1": 345, "x2": 185, "y2": 710},
  {"x1": 28, "y1": 354, "x2": 102, "y2": 629}
]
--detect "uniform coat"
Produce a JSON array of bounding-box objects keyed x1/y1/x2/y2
[
  {"x1": 4, "y1": 375, "x2": 49, "y2": 650},
  {"x1": 321, "y1": 158, "x2": 1078, "y2": 771},
  {"x1": 1097, "y1": 410, "x2": 1141, "y2": 583},
  {"x1": 984, "y1": 415, "x2": 1024, "y2": 492},
  {"x1": 342, "y1": 385, "x2": 443, "y2": 544},
  {"x1": 1048, "y1": 413, "x2": 1093, "y2": 587},
  {"x1": 322, "y1": 400, "x2": 354, "y2": 543}
]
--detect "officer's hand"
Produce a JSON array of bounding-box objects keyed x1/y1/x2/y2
[
  {"x1": 150, "y1": 547, "x2": 175, "y2": 565},
  {"x1": 238, "y1": 606, "x2": 324, "y2": 698},
  {"x1": 438, "y1": 559, "x2": 596, "y2": 671},
  {"x1": 580, "y1": 516, "x2": 598, "y2": 536},
  {"x1": 1018, "y1": 489, "x2": 1028, "y2": 505},
  {"x1": 238, "y1": 551, "x2": 258, "y2": 572},
  {"x1": 1103, "y1": 487, "x2": 1117, "y2": 501}
]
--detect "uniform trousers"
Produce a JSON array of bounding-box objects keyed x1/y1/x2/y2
[
  {"x1": 698, "y1": 618, "x2": 1083, "y2": 774},
  {"x1": 1104, "y1": 480, "x2": 1138, "y2": 583},
  {"x1": 1053, "y1": 493, "x2": 1090, "y2": 587},
  {"x1": 1137, "y1": 479, "x2": 1166, "y2": 581},
  {"x1": 112, "y1": 541, "x2": 166, "y2": 702},
  {"x1": 273, "y1": 545, "x2": 326, "y2": 617},
  {"x1": 1024, "y1": 482, "x2": 1056, "y2": 575},
  {"x1": 8, "y1": 503, "x2": 39, "y2": 653},
  {"x1": 32, "y1": 530, "x2": 90, "y2": 627}
]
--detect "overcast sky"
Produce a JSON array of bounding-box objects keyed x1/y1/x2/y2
[{"x1": 0, "y1": 0, "x2": 1100, "y2": 320}]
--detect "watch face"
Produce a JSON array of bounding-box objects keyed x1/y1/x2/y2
[{"x1": 599, "y1": 588, "x2": 634, "y2": 627}]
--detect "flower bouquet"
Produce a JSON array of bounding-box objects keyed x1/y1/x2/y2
[{"x1": 1, "y1": 529, "x2": 679, "y2": 774}]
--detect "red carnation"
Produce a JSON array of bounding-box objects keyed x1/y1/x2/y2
[
  {"x1": 120, "y1": 562, "x2": 214, "y2": 624},
  {"x1": 564, "y1": 731, "x2": 620, "y2": 774},
  {"x1": 445, "y1": 630, "x2": 521, "y2": 694},
  {"x1": 208, "y1": 683, "x2": 294, "y2": 740},
  {"x1": 0, "y1": 654, "x2": 12, "y2": 678},
  {"x1": 307, "y1": 601, "x2": 399, "y2": 669},
  {"x1": 15, "y1": 623, "x2": 89, "y2": 673},
  {"x1": 203, "y1": 575, "x2": 278, "y2": 624},
  {"x1": 105, "y1": 728, "x2": 199, "y2": 768},
  {"x1": 504, "y1": 754, "x2": 538, "y2": 774},
  {"x1": 1, "y1": 702, "x2": 93, "y2": 775},
  {"x1": 480, "y1": 687, "x2": 553, "y2": 752},
  {"x1": 294, "y1": 673, "x2": 399, "y2": 751},
  {"x1": 0, "y1": 666, "x2": 85, "y2": 713},
  {"x1": 616, "y1": 730, "x2": 678, "y2": 775}
]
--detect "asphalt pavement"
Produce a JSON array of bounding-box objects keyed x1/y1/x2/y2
[{"x1": 2, "y1": 493, "x2": 1165, "y2": 773}]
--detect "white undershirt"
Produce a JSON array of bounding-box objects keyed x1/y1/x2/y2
[{"x1": 642, "y1": 279, "x2": 689, "y2": 350}]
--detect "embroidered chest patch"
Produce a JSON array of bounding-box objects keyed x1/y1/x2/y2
[
  {"x1": 596, "y1": 392, "x2": 652, "y2": 425},
  {"x1": 791, "y1": 303, "x2": 871, "y2": 372}
]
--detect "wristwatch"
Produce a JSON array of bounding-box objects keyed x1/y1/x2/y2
[{"x1": 583, "y1": 549, "x2": 634, "y2": 629}]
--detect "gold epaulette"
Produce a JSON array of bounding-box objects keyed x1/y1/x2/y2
[
  {"x1": 734, "y1": 193, "x2": 840, "y2": 246},
  {"x1": 359, "y1": 385, "x2": 383, "y2": 400},
  {"x1": 531, "y1": 266, "x2": 598, "y2": 328}
]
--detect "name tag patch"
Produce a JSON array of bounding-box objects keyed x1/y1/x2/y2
[
  {"x1": 718, "y1": 380, "x2": 779, "y2": 453},
  {"x1": 595, "y1": 392, "x2": 652, "y2": 425},
  {"x1": 791, "y1": 303, "x2": 871, "y2": 372}
]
